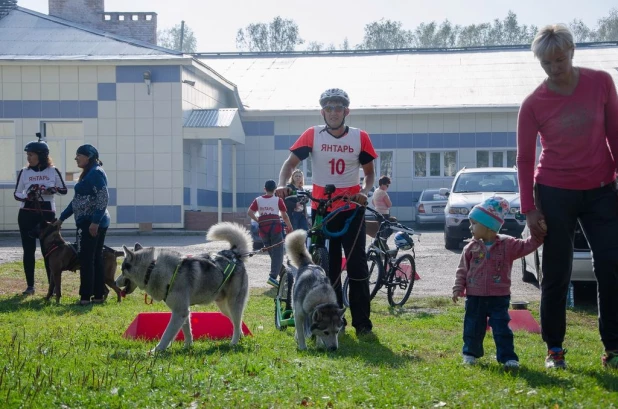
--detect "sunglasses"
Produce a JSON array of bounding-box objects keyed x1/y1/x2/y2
[{"x1": 323, "y1": 105, "x2": 346, "y2": 113}]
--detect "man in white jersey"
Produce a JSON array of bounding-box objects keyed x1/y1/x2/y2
[{"x1": 276, "y1": 88, "x2": 377, "y2": 337}]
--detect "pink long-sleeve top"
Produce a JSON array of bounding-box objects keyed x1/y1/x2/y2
[
  {"x1": 453, "y1": 234, "x2": 543, "y2": 297},
  {"x1": 516, "y1": 67, "x2": 618, "y2": 214}
]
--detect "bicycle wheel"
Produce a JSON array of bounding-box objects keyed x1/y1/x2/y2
[
  {"x1": 312, "y1": 247, "x2": 330, "y2": 276},
  {"x1": 275, "y1": 269, "x2": 294, "y2": 331},
  {"x1": 367, "y1": 250, "x2": 385, "y2": 300},
  {"x1": 387, "y1": 254, "x2": 416, "y2": 307}
]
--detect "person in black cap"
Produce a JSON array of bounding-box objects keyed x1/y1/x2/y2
[
  {"x1": 14, "y1": 135, "x2": 68, "y2": 296},
  {"x1": 247, "y1": 179, "x2": 292, "y2": 287},
  {"x1": 55, "y1": 144, "x2": 110, "y2": 305}
]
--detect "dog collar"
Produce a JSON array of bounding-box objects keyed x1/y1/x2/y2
[{"x1": 144, "y1": 261, "x2": 156, "y2": 286}]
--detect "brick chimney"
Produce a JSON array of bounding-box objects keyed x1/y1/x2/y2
[{"x1": 48, "y1": 0, "x2": 157, "y2": 44}]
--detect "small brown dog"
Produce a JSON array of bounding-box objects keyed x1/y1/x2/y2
[{"x1": 38, "y1": 221, "x2": 124, "y2": 303}]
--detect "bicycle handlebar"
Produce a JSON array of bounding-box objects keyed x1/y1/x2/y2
[{"x1": 365, "y1": 207, "x2": 421, "y2": 237}]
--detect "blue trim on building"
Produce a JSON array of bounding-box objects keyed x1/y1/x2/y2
[
  {"x1": 184, "y1": 187, "x2": 190, "y2": 205},
  {"x1": 116, "y1": 66, "x2": 181, "y2": 83},
  {"x1": 22, "y1": 101, "x2": 41, "y2": 118},
  {"x1": 41, "y1": 101, "x2": 60, "y2": 118},
  {"x1": 116, "y1": 205, "x2": 182, "y2": 223},
  {"x1": 4, "y1": 101, "x2": 22, "y2": 117},
  {"x1": 1, "y1": 99, "x2": 99, "y2": 119},
  {"x1": 79, "y1": 101, "x2": 98, "y2": 118},
  {"x1": 97, "y1": 83, "x2": 117, "y2": 101},
  {"x1": 242, "y1": 121, "x2": 276, "y2": 136}
]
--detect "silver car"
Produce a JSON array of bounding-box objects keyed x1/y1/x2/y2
[
  {"x1": 414, "y1": 189, "x2": 448, "y2": 226},
  {"x1": 521, "y1": 220, "x2": 595, "y2": 285}
]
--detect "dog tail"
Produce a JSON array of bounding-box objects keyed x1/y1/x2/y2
[
  {"x1": 206, "y1": 222, "x2": 252, "y2": 261},
  {"x1": 285, "y1": 230, "x2": 313, "y2": 268}
]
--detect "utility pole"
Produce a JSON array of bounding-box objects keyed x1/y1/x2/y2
[{"x1": 179, "y1": 20, "x2": 185, "y2": 51}]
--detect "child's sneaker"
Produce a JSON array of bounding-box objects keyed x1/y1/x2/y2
[
  {"x1": 545, "y1": 348, "x2": 567, "y2": 369},
  {"x1": 267, "y1": 276, "x2": 279, "y2": 288},
  {"x1": 602, "y1": 350, "x2": 618, "y2": 369},
  {"x1": 21, "y1": 287, "x2": 35, "y2": 296},
  {"x1": 462, "y1": 355, "x2": 476, "y2": 365},
  {"x1": 504, "y1": 360, "x2": 520, "y2": 370}
]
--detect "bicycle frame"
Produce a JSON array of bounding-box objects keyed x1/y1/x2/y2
[{"x1": 366, "y1": 207, "x2": 420, "y2": 288}]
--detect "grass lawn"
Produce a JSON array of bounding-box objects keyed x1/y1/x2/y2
[{"x1": 0, "y1": 260, "x2": 617, "y2": 408}]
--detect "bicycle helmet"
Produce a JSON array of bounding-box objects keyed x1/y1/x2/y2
[
  {"x1": 24, "y1": 140, "x2": 49, "y2": 155},
  {"x1": 394, "y1": 232, "x2": 413, "y2": 250},
  {"x1": 24, "y1": 134, "x2": 50, "y2": 167},
  {"x1": 319, "y1": 88, "x2": 350, "y2": 108}
]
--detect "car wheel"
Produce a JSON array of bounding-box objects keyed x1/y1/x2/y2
[{"x1": 444, "y1": 228, "x2": 459, "y2": 250}]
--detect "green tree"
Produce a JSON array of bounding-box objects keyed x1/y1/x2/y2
[
  {"x1": 596, "y1": 8, "x2": 618, "y2": 41},
  {"x1": 236, "y1": 16, "x2": 304, "y2": 52},
  {"x1": 413, "y1": 20, "x2": 460, "y2": 48},
  {"x1": 157, "y1": 22, "x2": 197, "y2": 52},
  {"x1": 357, "y1": 19, "x2": 414, "y2": 49},
  {"x1": 569, "y1": 19, "x2": 597, "y2": 42}
]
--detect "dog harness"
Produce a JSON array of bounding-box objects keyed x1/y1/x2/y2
[{"x1": 141, "y1": 255, "x2": 238, "y2": 303}]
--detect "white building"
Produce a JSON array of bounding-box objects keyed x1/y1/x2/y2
[{"x1": 1, "y1": 5, "x2": 617, "y2": 231}]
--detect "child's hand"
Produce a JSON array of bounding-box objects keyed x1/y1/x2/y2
[
  {"x1": 284, "y1": 224, "x2": 292, "y2": 234},
  {"x1": 538, "y1": 219, "x2": 547, "y2": 232},
  {"x1": 452, "y1": 291, "x2": 460, "y2": 303}
]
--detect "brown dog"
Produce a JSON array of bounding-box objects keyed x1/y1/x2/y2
[{"x1": 38, "y1": 222, "x2": 124, "y2": 303}]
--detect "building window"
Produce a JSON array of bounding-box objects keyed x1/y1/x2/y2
[
  {"x1": 377, "y1": 151, "x2": 393, "y2": 178},
  {"x1": 132, "y1": 15, "x2": 139, "y2": 21},
  {"x1": 146, "y1": 15, "x2": 153, "y2": 21},
  {"x1": 414, "y1": 151, "x2": 457, "y2": 177},
  {"x1": 104, "y1": 14, "x2": 111, "y2": 21},
  {"x1": 118, "y1": 15, "x2": 125, "y2": 21},
  {"x1": 476, "y1": 150, "x2": 517, "y2": 168},
  {"x1": 42, "y1": 122, "x2": 84, "y2": 181},
  {"x1": 0, "y1": 121, "x2": 16, "y2": 182}
]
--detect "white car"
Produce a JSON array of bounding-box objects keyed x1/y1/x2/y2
[
  {"x1": 521, "y1": 220, "x2": 595, "y2": 285},
  {"x1": 439, "y1": 167, "x2": 526, "y2": 249}
]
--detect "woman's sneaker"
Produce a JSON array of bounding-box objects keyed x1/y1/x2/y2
[
  {"x1": 462, "y1": 355, "x2": 476, "y2": 365},
  {"x1": 22, "y1": 287, "x2": 35, "y2": 296},
  {"x1": 545, "y1": 348, "x2": 567, "y2": 369},
  {"x1": 267, "y1": 276, "x2": 279, "y2": 288},
  {"x1": 602, "y1": 350, "x2": 618, "y2": 369},
  {"x1": 504, "y1": 360, "x2": 520, "y2": 370}
]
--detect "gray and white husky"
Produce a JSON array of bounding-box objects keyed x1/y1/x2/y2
[
  {"x1": 116, "y1": 222, "x2": 251, "y2": 352},
  {"x1": 285, "y1": 230, "x2": 346, "y2": 351}
]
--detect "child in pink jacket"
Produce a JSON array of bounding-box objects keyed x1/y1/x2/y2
[{"x1": 452, "y1": 196, "x2": 544, "y2": 369}]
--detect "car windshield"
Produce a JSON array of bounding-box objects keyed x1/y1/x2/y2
[
  {"x1": 421, "y1": 191, "x2": 447, "y2": 201},
  {"x1": 453, "y1": 172, "x2": 518, "y2": 193}
]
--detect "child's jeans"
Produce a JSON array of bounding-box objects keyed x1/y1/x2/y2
[
  {"x1": 463, "y1": 295, "x2": 518, "y2": 363},
  {"x1": 261, "y1": 231, "x2": 284, "y2": 279}
]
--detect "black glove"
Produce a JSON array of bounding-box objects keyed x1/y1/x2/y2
[{"x1": 45, "y1": 187, "x2": 57, "y2": 195}]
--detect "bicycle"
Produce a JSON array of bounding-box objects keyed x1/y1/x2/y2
[
  {"x1": 274, "y1": 184, "x2": 363, "y2": 331},
  {"x1": 343, "y1": 207, "x2": 421, "y2": 307}
]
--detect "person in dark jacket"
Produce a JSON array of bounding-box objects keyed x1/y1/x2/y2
[
  {"x1": 14, "y1": 137, "x2": 67, "y2": 296},
  {"x1": 55, "y1": 145, "x2": 110, "y2": 305}
]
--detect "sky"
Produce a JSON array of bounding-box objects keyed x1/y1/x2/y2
[{"x1": 16, "y1": 0, "x2": 617, "y2": 52}]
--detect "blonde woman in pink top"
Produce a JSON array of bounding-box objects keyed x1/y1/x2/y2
[{"x1": 517, "y1": 24, "x2": 618, "y2": 370}]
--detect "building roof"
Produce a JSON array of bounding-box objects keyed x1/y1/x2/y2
[
  {"x1": 197, "y1": 45, "x2": 618, "y2": 112},
  {"x1": 184, "y1": 109, "x2": 239, "y2": 128},
  {"x1": 0, "y1": 7, "x2": 182, "y2": 60}
]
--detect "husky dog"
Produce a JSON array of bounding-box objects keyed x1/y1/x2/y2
[
  {"x1": 116, "y1": 222, "x2": 251, "y2": 352},
  {"x1": 285, "y1": 230, "x2": 346, "y2": 351}
]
